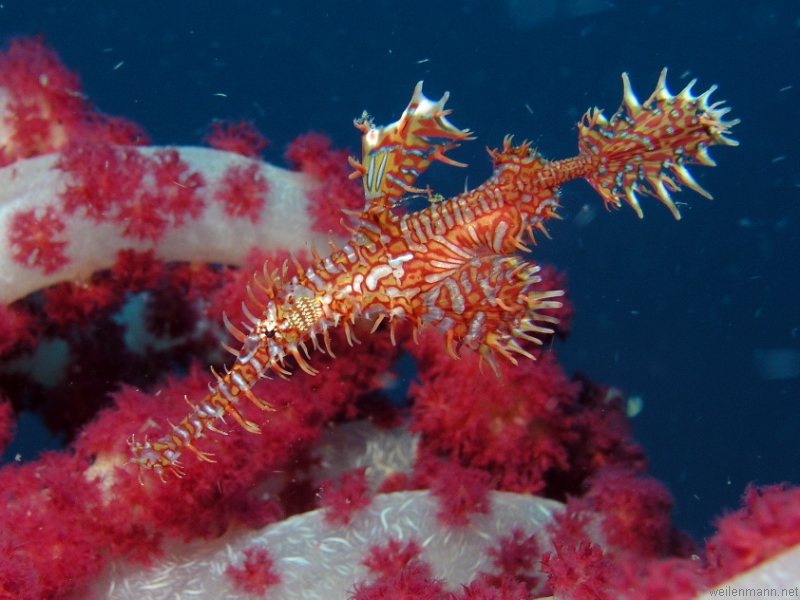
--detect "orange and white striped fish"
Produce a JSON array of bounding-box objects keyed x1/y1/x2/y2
[{"x1": 129, "y1": 69, "x2": 738, "y2": 479}]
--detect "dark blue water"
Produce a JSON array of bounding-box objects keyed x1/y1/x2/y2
[{"x1": 2, "y1": 0, "x2": 798, "y2": 542}]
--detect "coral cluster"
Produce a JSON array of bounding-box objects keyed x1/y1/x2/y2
[{"x1": 0, "y1": 37, "x2": 798, "y2": 600}]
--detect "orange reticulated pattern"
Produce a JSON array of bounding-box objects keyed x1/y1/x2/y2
[
  {"x1": 579, "y1": 69, "x2": 738, "y2": 218},
  {"x1": 130, "y1": 70, "x2": 737, "y2": 477}
]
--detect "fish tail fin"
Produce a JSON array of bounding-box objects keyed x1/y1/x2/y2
[{"x1": 579, "y1": 68, "x2": 738, "y2": 218}]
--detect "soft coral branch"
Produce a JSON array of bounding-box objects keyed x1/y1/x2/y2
[
  {"x1": 0, "y1": 147, "x2": 329, "y2": 303},
  {"x1": 0, "y1": 36, "x2": 148, "y2": 167},
  {"x1": 1, "y1": 35, "x2": 798, "y2": 600},
  {"x1": 0, "y1": 37, "x2": 357, "y2": 304}
]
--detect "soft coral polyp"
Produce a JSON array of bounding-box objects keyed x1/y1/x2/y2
[
  {"x1": 0, "y1": 452, "x2": 133, "y2": 600},
  {"x1": 482, "y1": 527, "x2": 542, "y2": 592},
  {"x1": 204, "y1": 120, "x2": 269, "y2": 158},
  {"x1": 541, "y1": 540, "x2": 617, "y2": 600},
  {"x1": 361, "y1": 538, "x2": 424, "y2": 578},
  {"x1": 8, "y1": 206, "x2": 69, "y2": 274},
  {"x1": 350, "y1": 560, "x2": 449, "y2": 600},
  {"x1": 320, "y1": 467, "x2": 373, "y2": 526},
  {"x1": 147, "y1": 148, "x2": 206, "y2": 226},
  {"x1": 214, "y1": 162, "x2": 269, "y2": 222},
  {"x1": 0, "y1": 36, "x2": 147, "y2": 168},
  {"x1": 225, "y1": 546, "x2": 281, "y2": 595}
]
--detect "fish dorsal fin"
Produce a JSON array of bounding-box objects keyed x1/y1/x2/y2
[{"x1": 348, "y1": 81, "x2": 474, "y2": 210}]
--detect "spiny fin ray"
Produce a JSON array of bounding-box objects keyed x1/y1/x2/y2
[{"x1": 578, "y1": 68, "x2": 738, "y2": 218}]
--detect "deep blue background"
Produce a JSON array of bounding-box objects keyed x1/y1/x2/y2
[{"x1": 2, "y1": 0, "x2": 798, "y2": 542}]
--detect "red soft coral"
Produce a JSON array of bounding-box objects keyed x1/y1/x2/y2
[
  {"x1": 0, "y1": 538, "x2": 41, "y2": 600},
  {"x1": 320, "y1": 467, "x2": 373, "y2": 526},
  {"x1": 578, "y1": 468, "x2": 677, "y2": 559},
  {"x1": 81, "y1": 369, "x2": 285, "y2": 539},
  {"x1": 107, "y1": 249, "x2": 167, "y2": 293},
  {"x1": 8, "y1": 206, "x2": 69, "y2": 274},
  {"x1": 0, "y1": 302, "x2": 39, "y2": 358},
  {"x1": 0, "y1": 37, "x2": 147, "y2": 167},
  {"x1": 350, "y1": 560, "x2": 449, "y2": 600},
  {"x1": 41, "y1": 280, "x2": 118, "y2": 327},
  {"x1": 541, "y1": 540, "x2": 618, "y2": 600},
  {"x1": 480, "y1": 527, "x2": 542, "y2": 592},
  {"x1": 409, "y1": 331, "x2": 581, "y2": 496},
  {"x1": 57, "y1": 142, "x2": 148, "y2": 221},
  {"x1": 4, "y1": 250, "x2": 240, "y2": 440},
  {"x1": 362, "y1": 538, "x2": 423, "y2": 578},
  {"x1": 66, "y1": 286, "x2": 401, "y2": 538},
  {"x1": 285, "y1": 133, "x2": 363, "y2": 235},
  {"x1": 458, "y1": 576, "x2": 532, "y2": 600},
  {"x1": 225, "y1": 546, "x2": 281, "y2": 595},
  {"x1": 0, "y1": 395, "x2": 14, "y2": 455},
  {"x1": 205, "y1": 121, "x2": 269, "y2": 158},
  {"x1": 147, "y1": 148, "x2": 206, "y2": 227},
  {"x1": 706, "y1": 483, "x2": 800, "y2": 583},
  {"x1": 214, "y1": 162, "x2": 269, "y2": 222},
  {"x1": 0, "y1": 452, "x2": 126, "y2": 599},
  {"x1": 420, "y1": 460, "x2": 492, "y2": 528},
  {"x1": 0, "y1": 364, "x2": 295, "y2": 597},
  {"x1": 55, "y1": 143, "x2": 206, "y2": 242},
  {"x1": 408, "y1": 320, "x2": 646, "y2": 504},
  {"x1": 541, "y1": 468, "x2": 704, "y2": 600},
  {"x1": 615, "y1": 557, "x2": 708, "y2": 600}
]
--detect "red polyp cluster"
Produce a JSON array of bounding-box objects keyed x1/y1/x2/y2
[
  {"x1": 425, "y1": 461, "x2": 493, "y2": 528},
  {"x1": 0, "y1": 35, "x2": 339, "y2": 306},
  {"x1": 4, "y1": 140, "x2": 209, "y2": 279},
  {"x1": 361, "y1": 538, "x2": 424, "y2": 578},
  {"x1": 146, "y1": 149, "x2": 206, "y2": 226},
  {"x1": 204, "y1": 120, "x2": 269, "y2": 158},
  {"x1": 541, "y1": 468, "x2": 691, "y2": 599},
  {"x1": 8, "y1": 205, "x2": 69, "y2": 273},
  {"x1": 353, "y1": 530, "x2": 547, "y2": 599},
  {"x1": 285, "y1": 132, "x2": 365, "y2": 235},
  {"x1": 0, "y1": 250, "x2": 226, "y2": 439},
  {"x1": 706, "y1": 484, "x2": 800, "y2": 582},
  {"x1": 585, "y1": 469, "x2": 681, "y2": 557},
  {"x1": 485, "y1": 528, "x2": 542, "y2": 587},
  {"x1": 350, "y1": 559, "x2": 449, "y2": 600},
  {"x1": 0, "y1": 301, "x2": 38, "y2": 357},
  {"x1": 57, "y1": 143, "x2": 148, "y2": 219},
  {"x1": 56, "y1": 144, "x2": 206, "y2": 242},
  {"x1": 320, "y1": 467, "x2": 373, "y2": 526},
  {"x1": 0, "y1": 450, "x2": 152, "y2": 599},
  {"x1": 1, "y1": 142, "x2": 221, "y2": 329},
  {"x1": 224, "y1": 546, "x2": 281, "y2": 595},
  {"x1": 214, "y1": 162, "x2": 269, "y2": 222},
  {"x1": 406, "y1": 334, "x2": 646, "y2": 505},
  {"x1": 0, "y1": 395, "x2": 13, "y2": 454},
  {"x1": 0, "y1": 36, "x2": 147, "y2": 167},
  {"x1": 410, "y1": 342, "x2": 574, "y2": 495},
  {"x1": 541, "y1": 539, "x2": 616, "y2": 600}
]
